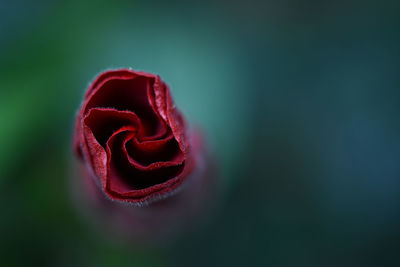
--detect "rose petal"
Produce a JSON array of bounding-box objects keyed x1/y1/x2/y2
[
  {"x1": 85, "y1": 69, "x2": 155, "y2": 98},
  {"x1": 104, "y1": 129, "x2": 184, "y2": 201},
  {"x1": 84, "y1": 75, "x2": 167, "y2": 139},
  {"x1": 165, "y1": 86, "x2": 187, "y2": 151},
  {"x1": 83, "y1": 108, "x2": 140, "y2": 147},
  {"x1": 124, "y1": 134, "x2": 184, "y2": 168},
  {"x1": 148, "y1": 75, "x2": 168, "y2": 122}
]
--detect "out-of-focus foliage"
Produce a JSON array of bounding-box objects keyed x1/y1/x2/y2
[{"x1": 0, "y1": 0, "x2": 399, "y2": 266}]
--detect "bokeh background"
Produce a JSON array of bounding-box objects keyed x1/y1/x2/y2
[{"x1": 1, "y1": 0, "x2": 400, "y2": 266}]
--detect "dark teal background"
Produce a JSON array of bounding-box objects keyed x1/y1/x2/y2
[{"x1": 1, "y1": 0, "x2": 400, "y2": 266}]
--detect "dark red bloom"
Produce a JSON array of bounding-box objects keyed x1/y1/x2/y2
[{"x1": 74, "y1": 69, "x2": 196, "y2": 205}]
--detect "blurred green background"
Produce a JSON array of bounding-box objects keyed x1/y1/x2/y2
[{"x1": 1, "y1": 0, "x2": 400, "y2": 266}]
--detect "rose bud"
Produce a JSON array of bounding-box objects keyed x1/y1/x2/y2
[{"x1": 72, "y1": 69, "x2": 217, "y2": 243}]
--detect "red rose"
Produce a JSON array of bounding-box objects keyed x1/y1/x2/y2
[{"x1": 73, "y1": 69, "x2": 197, "y2": 205}]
